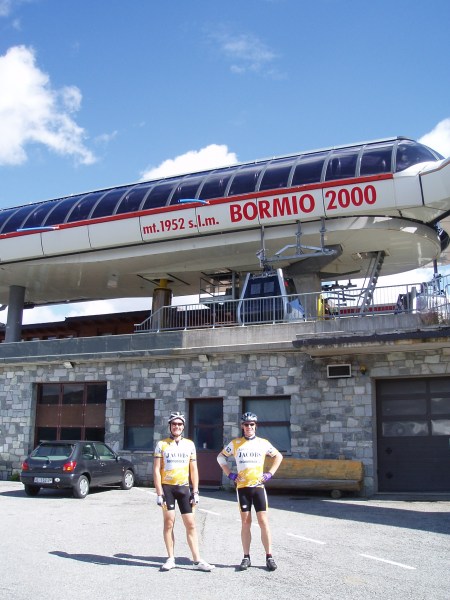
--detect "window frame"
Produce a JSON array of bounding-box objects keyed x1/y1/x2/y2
[
  {"x1": 242, "y1": 395, "x2": 291, "y2": 452},
  {"x1": 123, "y1": 398, "x2": 155, "y2": 451}
]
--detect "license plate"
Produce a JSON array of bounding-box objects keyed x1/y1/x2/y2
[{"x1": 34, "y1": 477, "x2": 52, "y2": 484}]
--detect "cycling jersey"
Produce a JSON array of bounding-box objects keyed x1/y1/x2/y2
[
  {"x1": 154, "y1": 437, "x2": 196, "y2": 486},
  {"x1": 219, "y1": 436, "x2": 280, "y2": 488}
]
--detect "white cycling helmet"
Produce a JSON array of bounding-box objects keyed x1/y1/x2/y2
[
  {"x1": 241, "y1": 412, "x2": 258, "y2": 423},
  {"x1": 168, "y1": 411, "x2": 185, "y2": 425}
]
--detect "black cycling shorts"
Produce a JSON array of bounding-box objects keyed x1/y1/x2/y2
[
  {"x1": 237, "y1": 486, "x2": 268, "y2": 513},
  {"x1": 162, "y1": 484, "x2": 192, "y2": 514}
]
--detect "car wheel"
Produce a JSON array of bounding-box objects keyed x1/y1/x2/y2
[
  {"x1": 121, "y1": 469, "x2": 134, "y2": 490},
  {"x1": 73, "y1": 475, "x2": 90, "y2": 499},
  {"x1": 24, "y1": 484, "x2": 40, "y2": 497}
]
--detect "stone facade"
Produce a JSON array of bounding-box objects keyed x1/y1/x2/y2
[{"x1": 2, "y1": 319, "x2": 450, "y2": 496}]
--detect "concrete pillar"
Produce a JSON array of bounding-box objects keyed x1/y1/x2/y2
[
  {"x1": 5, "y1": 285, "x2": 25, "y2": 343},
  {"x1": 292, "y1": 273, "x2": 322, "y2": 319}
]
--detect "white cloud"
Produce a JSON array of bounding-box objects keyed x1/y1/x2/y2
[
  {"x1": 209, "y1": 30, "x2": 282, "y2": 78},
  {"x1": 0, "y1": 0, "x2": 12, "y2": 17},
  {"x1": 419, "y1": 118, "x2": 450, "y2": 158},
  {"x1": 0, "y1": 45, "x2": 96, "y2": 166},
  {"x1": 140, "y1": 143, "x2": 238, "y2": 180}
]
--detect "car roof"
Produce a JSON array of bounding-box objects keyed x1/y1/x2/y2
[{"x1": 38, "y1": 440, "x2": 104, "y2": 445}]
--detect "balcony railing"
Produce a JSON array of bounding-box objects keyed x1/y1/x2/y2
[{"x1": 135, "y1": 276, "x2": 450, "y2": 333}]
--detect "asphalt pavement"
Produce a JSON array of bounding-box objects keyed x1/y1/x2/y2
[{"x1": 1, "y1": 482, "x2": 449, "y2": 600}]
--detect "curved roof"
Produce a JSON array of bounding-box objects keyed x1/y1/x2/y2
[{"x1": 0, "y1": 137, "x2": 442, "y2": 235}]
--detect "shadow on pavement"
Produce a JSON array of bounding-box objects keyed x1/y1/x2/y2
[{"x1": 199, "y1": 488, "x2": 450, "y2": 536}]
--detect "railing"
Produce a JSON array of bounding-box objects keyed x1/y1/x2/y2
[{"x1": 135, "y1": 276, "x2": 450, "y2": 333}]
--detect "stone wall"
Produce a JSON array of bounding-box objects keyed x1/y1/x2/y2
[{"x1": 2, "y1": 344, "x2": 449, "y2": 495}]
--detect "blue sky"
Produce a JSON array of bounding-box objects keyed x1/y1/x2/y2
[{"x1": 1, "y1": 0, "x2": 450, "y2": 324}]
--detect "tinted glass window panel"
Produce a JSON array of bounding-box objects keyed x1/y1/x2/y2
[
  {"x1": 115, "y1": 184, "x2": 154, "y2": 214},
  {"x1": 86, "y1": 384, "x2": 107, "y2": 404},
  {"x1": 429, "y1": 379, "x2": 450, "y2": 393},
  {"x1": 32, "y1": 443, "x2": 73, "y2": 458},
  {"x1": 84, "y1": 428, "x2": 105, "y2": 442},
  {"x1": 0, "y1": 208, "x2": 19, "y2": 233},
  {"x1": 245, "y1": 397, "x2": 291, "y2": 421},
  {"x1": 169, "y1": 176, "x2": 207, "y2": 205},
  {"x1": 256, "y1": 424, "x2": 290, "y2": 451},
  {"x1": 66, "y1": 192, "x2": 105, "y2": 223},
  {"x1": 39, "y1": 384, "x2": 60, "y2": 405},
  {"x1": 125, "y1": 426, "x2": 154, "y2": 450},
  {"x1": 0, "y1": 206, "x2": 36, "y2": 233},
  {"x1": 259, "y1": 158, "x2": 296, "y2": 191},
  {"x1": 60, "y1": 427, "x2": 82, "y2": 440},
  {"x1": 249, "y1": 282, "x2": 262, "y2": 296},
  {"x1": 430, "y1": 397, "x2": 450, "y2": 414},
  {"x1": 325, "y1": 148, "x2": 359, "y2": 181},
  {"x1": 199, "y1": 168, "x2": 235, "y2": 200},
  {"x1": 263, "y1": 281, "x2": 276, "y2": 294},
  {"x1": 244, "y1": 396, "x2": 291, "y2": 451},
  {"x1": 377, "y1": 379, "x2": 427, "y2": 395},
  {"x1": 43, "y1": 196, "x2": 83, "y2": 226},
  {"x1": 381, "y1": 398, "x2": 426, "y2": 416},
  {"x1": 360, "y1": 145, "x2": 393, "y2": 175},
  {"x1": 62, "y1": 384, "x2": 84, "y2": 405},
  {"x1": 95, "y1": 442, "x2": 115, "y2": 460},
  {"x1": 35, "y1": 427, "x2": 57, "y2": 442},
  {"x1": 90, "y1": 189, "x2": 127, "y2": 219},
  {"x1": 227, "y1": 165, "x2": 264, "y2": 196},
  {"x1": 396, "y1": 141, "x2": 439, "y2": 172},
  {"x1": 431, "y1": 419, "x2": 450, "y2": 435},
  {"x1": 141, "y1": 180, "x2": 181, "y2": 210},
  {"x1": 19, "y1": 202, "x2": 59, "y2": 230},
  {"x1": 382, "y1": 420, "x2": 428, "y2": 436},
  {"x1": 291, "y1": 152, "x2": 327, "y2": 186}
]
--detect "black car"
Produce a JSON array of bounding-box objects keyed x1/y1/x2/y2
[{"x1": 21, "y1": 440, "x2": 135, "y2": 499}]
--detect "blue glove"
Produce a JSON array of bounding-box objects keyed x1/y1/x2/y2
[
  {"x1": 261, "y1": 472, "x2": 273, "y2": 483},
  {"x1": 228, "y1": 472, "x2": 238, "y2": 482}
]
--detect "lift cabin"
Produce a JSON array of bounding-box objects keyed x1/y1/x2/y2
[{"x1": 237, "y1": 269, "x2": 305, "y2": 325}]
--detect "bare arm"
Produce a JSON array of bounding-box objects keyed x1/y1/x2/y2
[
  {"x1": 153, "y1": 456, "x2": 163, "y2": 496},
  {"x1": 189, "y1": 459, "x2": 199, "y2": 492},
  {"x1": 267, "y1": 452, "x2": 283, "y2": 476}
]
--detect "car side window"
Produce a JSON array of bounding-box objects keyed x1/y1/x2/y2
[
  {"x1": 82, "y1": 444, "x2": 95, "y2": 460},
  {"x1": 94, "y1": 443, "x2": 116, "y2": 461}
]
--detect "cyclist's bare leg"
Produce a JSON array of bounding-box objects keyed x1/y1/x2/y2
[
  {"x1": 181, "y1": 512, "x2": 200, "y2": 562},
  {"x1": 240, "y1": 511, "x2": 252, "y2": 554},
  {"x1": 256, "y1": 510, "x2": 272, "y2": 554}
]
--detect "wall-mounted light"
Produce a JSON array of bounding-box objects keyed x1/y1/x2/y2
[
  {"x1": 63, "y1": 361, "x2": 75, "y2": 369},
  {"x1": 359, "y1": 365, "x2": 367, "y2": 375},
  {"x1": 198, "y1": 354, "x2": 209, "y2": 363}
]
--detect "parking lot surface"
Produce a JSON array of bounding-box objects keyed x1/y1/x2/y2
[{"x1": 1, "y1": 482, "x2": 449, "y2": 600}]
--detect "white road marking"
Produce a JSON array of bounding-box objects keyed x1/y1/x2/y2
[
  {"x1": 198, "y1": 509, "x2": 221, "y2": 516},
  {"x1": 360, "y1": 553, "x2": 416, "y2": 570},
  {"x1": 287, "y1": 532, "x2": 326, "y2": 545}
]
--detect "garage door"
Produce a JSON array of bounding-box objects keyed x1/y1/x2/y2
[{"x1": 377, "y1": 377, "x2": 450, "y2": 492}]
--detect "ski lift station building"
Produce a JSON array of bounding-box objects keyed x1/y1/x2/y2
[{"x1": 1, "y1": 136, "x2": 450, "y2": 495}]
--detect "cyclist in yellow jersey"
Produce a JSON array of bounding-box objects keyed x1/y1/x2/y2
[
  {"x1": 217, "y1": 412, "x2": 283, "y2": 571},
  {"x1": 153, "y1": 411, "x2": 214, "y2": 572}
]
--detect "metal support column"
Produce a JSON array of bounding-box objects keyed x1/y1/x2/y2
[{"x1": 5, "y1": 285, "x2": 26, "y2": 343}]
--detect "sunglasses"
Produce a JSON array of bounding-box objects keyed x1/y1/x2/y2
[
  {"x1": 171, "y1": 422, "x2": 184, "y2": 427},
  {"x1": 243, "y1": 422, "x2": 256, "y2": 427}
]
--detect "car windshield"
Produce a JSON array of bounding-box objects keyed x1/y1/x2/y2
[{"x1": 31, "y1": 444, "x2": 74, "y2": 460}]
